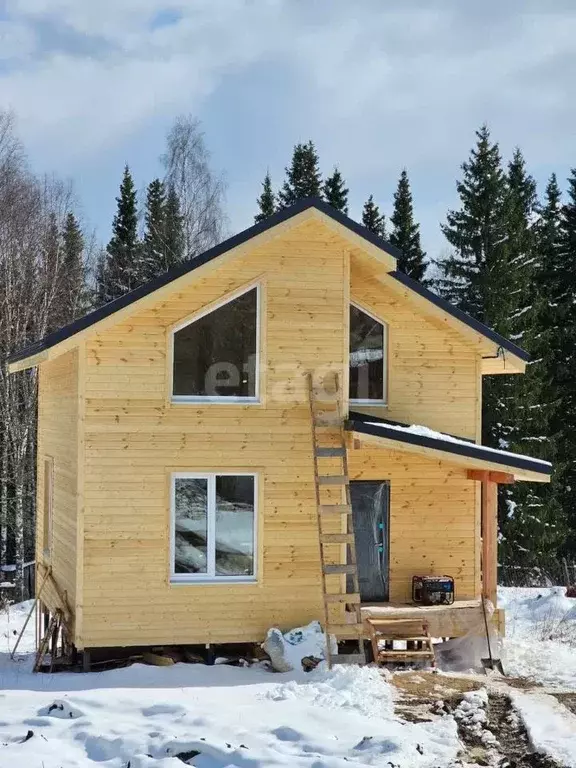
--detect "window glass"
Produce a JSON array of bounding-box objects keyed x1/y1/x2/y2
[
  {"x1": 173, "y1": 478, "x2": 208, "y2": 574},
  {"x1": 349, "y1": 304, "x2": 385, "y2": 401},
  {"x1": 215, "y1": 476, "x2": 255, "y2": 576},
  {"x1": 171, "y1": 474, "x2": 256, "y2": 581},
  {"x1": 173, "y1": 288, "x2": 257, "y2": 398}
]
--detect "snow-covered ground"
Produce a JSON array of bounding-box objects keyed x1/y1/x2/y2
[
  {"x1": 0, "y1": 588, "x2": 574, "y2": 767},
  {"x1": 499, "y1": 585, "x2": 576, "y2": 689}
]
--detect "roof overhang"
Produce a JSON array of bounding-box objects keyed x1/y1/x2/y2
[
  {"x1": 348, "y1": 418, "x2": 551, "y2": 483},
  {"x1": 8, "y1": 200, "x2": 399, "y2": 373}
]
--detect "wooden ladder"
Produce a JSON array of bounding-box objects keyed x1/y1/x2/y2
[
  {"x1": 307, "y1": 371, "x2": 365, "y2": 668},
  {"x1": 366, "y1": 618, "x2": 436, "y2": 668}
]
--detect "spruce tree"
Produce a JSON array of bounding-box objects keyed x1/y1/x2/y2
[
  {"x1": 323, "y1": 167, "x2": 348, "y2": 214},
  {"x1": 437, "y1": 125, "x2": 509, "y2": 326},
  {"x1": 140, "y1": 178, "x2": 167, "y2": 282},
  {"x1": 551, "y1": 170, "x2": 576, "y2": 556},
  {"x1": 498, "y1": 151, "x2": 556, "y2": 570},
  {"x1": 164, "y1": 184, "x2": 185, "y2": 267},
  {"x1": 254, "y1": 171, "x2": 276, "y2": 223},
  {"x1": 61, "y1": 212, "x2": 85, "y2": 322},
  {"x1": 99, "y1": 165, "x2": 140, "y2": 304},
  {"x1": 437, "y1": 126, "x2": 512, "y2": 451},
  {"x1": 390, "y1": 169, "x2": 427, "y2": 282},
  {"x1": 277, "y1": 141, "x2": 322, "y2": 207},
  {"x1": 361, "y1": 195, "x2": 386, "y2": 238}
]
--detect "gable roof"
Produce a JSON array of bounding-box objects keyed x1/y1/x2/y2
[
  {"x1": 7, "y1": 197, "x2": 529, "y2": 369},
  {"x1": 348, "y1": 414, "x2": 551, "y2": 483}
]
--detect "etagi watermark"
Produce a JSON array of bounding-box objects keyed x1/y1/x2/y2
[{"x1": 191, "y1": 356, "x2": 374, "y2": 403}]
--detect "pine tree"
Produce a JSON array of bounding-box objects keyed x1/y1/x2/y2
[
  {"x1": 277, "y1": 141, "x2": 322, "y2": 208},
  {"x1": 254, "y1": 172, "x2": 276, "y2": 223},
  {"x1": 551, "y1": 170, "x2": 576, "y2": 556},
  {"x1": 164, "y1": 184, "x2": 185, "y2": 267},
  {"x1": 323, "y1": 167, "x2": 348, "y2": 214},
  {"x1": 437, "y1": 126, "x2": 509, "y2": 326},
  {"x1": 437, "y1": 126, "x2": 512, "y2": 452},
  {"x1": 61, "y1": 212, "x2": 85, "y2": 323},
  {"x1": 361, "y1": 195, "x2": 386, "y2": 238},
  {"x1": 390, "y1": 170, "x2": 427, "y2": 282},
  {"x1": 140, "y1": 178, "x2": 167, "y2": 282},
  {"x1": 498, "y1": 151, "x2": 557, "y2": 569},
  {"x1": 98, "y1": 165, "x2": 139, "y2": 304}
]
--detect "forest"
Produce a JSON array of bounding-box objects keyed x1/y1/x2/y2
[{"x1": 1, "y1": 111, "x2": 575, "y2": 596}]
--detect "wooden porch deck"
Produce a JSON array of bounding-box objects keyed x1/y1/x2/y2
[{"x1": 358, "y1": 600, "x2": 505, "y2": 638}]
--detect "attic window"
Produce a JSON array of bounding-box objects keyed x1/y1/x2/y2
[
  {"x1": 172, "y1": 286, "x2": 259, "y2": 402},
  {"x1": 349, "y1": 303, "x2": 386, "y2": 403}
]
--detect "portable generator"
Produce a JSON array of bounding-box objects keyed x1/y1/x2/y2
[{"x1": 412, "y1": 575, "x2": 455, "y2": 606}]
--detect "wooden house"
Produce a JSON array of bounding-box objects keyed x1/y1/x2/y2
[{"x1": 8, "y1": 199, "x2": 551, "y2": 667}]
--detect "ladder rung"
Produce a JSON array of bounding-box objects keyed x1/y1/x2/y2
[
  {"x1": 312, "y1": 399, "x2": 339, "y2": 410},
  {"x1": 323, "y1": 564, "x2": 356, "y2": 575},
  {"x1": 326, "y1": 624, "x2": 364, "y2": 638},
  {"x1": 330, "y1": 654, "x2": 365, "y2": 665},
  {"x1": 320, "y1": 533, "x2": 355, "y2": 544},
  {"x1": 377, "y1": 650, "x2": 434, "y2": 659},
  {"x1": 314, "y1": 416, "x2": 341, "y2": 426},
  {"x1": 315, "y1": 447, "x2": 346, "y2": 458},
  {"x1": 324, "y1": 593, "x2": 361, "y2": 603},
  {"x1": 318, "y1": 475, "x2": 348, "y2": 485},
  {"x1": 319, "y1": 504, "x2": 352, "y2": 515}
]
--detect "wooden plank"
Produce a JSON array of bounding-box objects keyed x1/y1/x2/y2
[
  {"x1": 325, "y1": 593, "x2": 360, "y2": 603},
  {"x1": 326, "y1": 624, "x2": 363, "y2": 637},
  {"x1": 318, "y1": 475, "x2": 348, "y2": 485},
  {"x1": 320, "y1": 534, "x2": 355, "y2": 544},
  {"x1": 482, "y1": 479, "x2": 498, "y2": 606},
  {"x1": 315, "y1": 447, "x2": 346, "y2": 457},
  {"x1": 467, "y1": 469, "x2": 515, "y2": 484},
  {"x1": 319, "y1": 504, "x2": 352, "y2": 514},
  {"x1": 323, "y1": 565, "x2": 356, "y2": 575}
]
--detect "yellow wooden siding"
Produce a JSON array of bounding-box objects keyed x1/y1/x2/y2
[
  {"x1": 52, "y1": 216, "x2": 483, "y2": 649},
  {"x1": 348, "y1": 446, "x2": 480, "y2": 602},
  {"x1": 36, "y1": 348, "x2": 79, "y2": 612},
  {"x1": 80, "y1": 219, "x2": 348, "y2": 647},
  {"x1": 350, "y1": 259, "x2": 480, "y2": 440}
]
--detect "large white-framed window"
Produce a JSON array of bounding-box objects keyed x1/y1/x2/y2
[
  {"x1": 171, "y1": 284, "x2": 260, "y2": 403},
  {"x1": 170, "y1": 472, "x2": 257, "y2": 583},
  {"x1": 349, "y1": 302, "x2": 388, "y2": 404}
]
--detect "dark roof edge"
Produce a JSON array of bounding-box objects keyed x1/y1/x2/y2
[
  {"x1": 349, "y1": 419, "x2": 552, "y2": 476},
  {"x1": 7, "y1": 198, "x2": 401, "y2": 364},
  {"x1": 389, "y1": 270, "x2": 530, "y2": 363}
]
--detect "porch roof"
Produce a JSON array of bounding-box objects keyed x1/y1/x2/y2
[{"x1": 347, "y1": 415, "x2": 552, "y2": 483}]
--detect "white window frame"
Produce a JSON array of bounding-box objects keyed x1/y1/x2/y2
[
  {"x1": 349, "y1": 301, "x2": 388, "y2": 406},
  {"x1": 170, "y1": 283, "x2": 261, "y2": 404},
  {"x1": 170, "y1": 472, "x2": 258, "y2": 584}
]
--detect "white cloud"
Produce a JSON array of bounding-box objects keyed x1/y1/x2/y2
[{"x1": 0, "y1": 1, "x2": 575, "y2": 254}]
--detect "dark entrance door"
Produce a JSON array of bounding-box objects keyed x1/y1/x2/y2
[{"x1": 350, "y1": 480, "x2": 390, "y2": 602}]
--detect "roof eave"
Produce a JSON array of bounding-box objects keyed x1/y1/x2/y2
[{"x1": 348, "y1": 420, "x2": 551, "y2": 483}]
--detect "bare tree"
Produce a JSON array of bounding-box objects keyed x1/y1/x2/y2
[
  {"x1": 0, "y1": 111, "x2": 81, "y2": 598},
  {"x1": 161, "y1": 115, "x2": 227, "y2": 259}
]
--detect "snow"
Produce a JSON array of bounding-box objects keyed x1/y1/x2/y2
[
  {"x1": 512, "y1": 691, "x2": 576, "y2": 768},
  {"x1": 364, "y1": 421, "x2": 552, "y2": 469},
  {"x1": 499, "y1": 586, "x2": 576, "y2": 689},
  {"x1": 0, "y1": 602, "x2": 462, "y2": 768},
  {"x1": 1, "y1": 590, "x2": 575, "y2": 767}
]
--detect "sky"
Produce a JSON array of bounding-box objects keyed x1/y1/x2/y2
[{"x1": 0, "y1": 0, "x2": 575, "y2": 261}]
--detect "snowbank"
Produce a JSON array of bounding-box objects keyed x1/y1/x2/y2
[
  {"x1": 499, "y1": 586, "x2": 576, "y2": 689},
  {"x1": 512, "y1": 691, "x2": 576, "y2": 768},
  {"x1": 0, "y1": 602, "x2": 462, "y2": 768}
]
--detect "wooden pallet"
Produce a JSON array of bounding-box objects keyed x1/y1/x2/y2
[
  {"x1": 307, "y1": 371, "x2": 365, "y2": 668},
  {"x1": 366, "y1": 617, "x2": 435, "y2": 667}
]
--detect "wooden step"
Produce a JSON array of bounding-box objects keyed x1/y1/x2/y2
[
  {"x1": 324, "y1": 593, "x2": 361, "y2": 603},
  {"x1": 315, "y1": 447, "x2": 346, "y2": 458},
  {"x1": 312, "y1": 399, "x2": 339, "y2": 410},
  {"x1": 377, "y1": 650, "x2": 434, "y2": 659},
  {"x1": 323, "y1": 564, "x2": 356, "y2": 575},
  {"x1": 320, "y1": 533, "x2": 355, "y2": 544},
  {"x1": 326, "y1": 624, "x2": 364, "y2": 638},
  {"x1": 331, "y1": 653, "x2": 365, "y2": 665},
  {"x1": 319, "y1": 504, "x2": 352, "y2": 515},
  {"x1": 318, "y1": 475, "x2": 348, "y2": 485}
]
